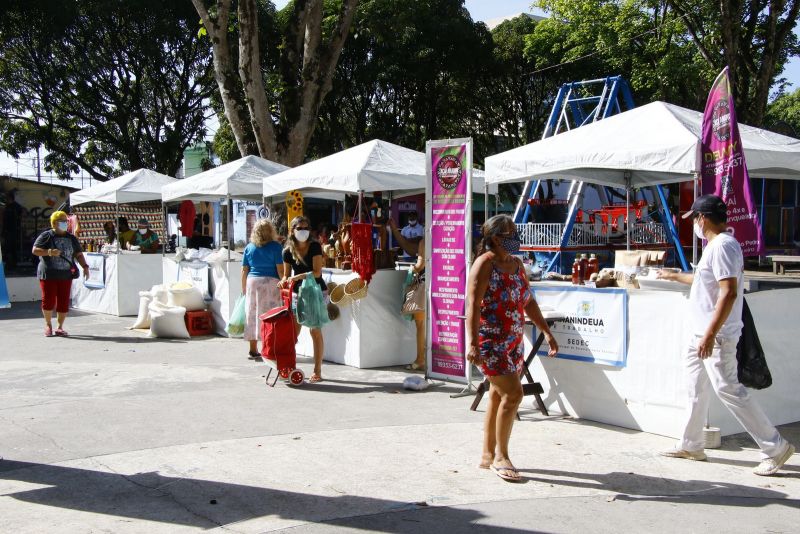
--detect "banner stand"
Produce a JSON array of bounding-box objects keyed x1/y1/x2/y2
[{"x1": 425, "y1": 137, "x2": 473, "y2": 386}]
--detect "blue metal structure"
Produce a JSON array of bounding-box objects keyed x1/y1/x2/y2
[{"x1": 513, "y1": 76, "x2": 688, "y2": 272}]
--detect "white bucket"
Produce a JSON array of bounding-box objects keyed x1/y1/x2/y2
[{"x1": 704, "y1": 426, "x2": 722, "y2": 449}]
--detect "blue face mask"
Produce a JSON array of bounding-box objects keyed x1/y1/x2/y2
[{"x1": 57, "y1": 221, "x2": 68, "y2": 232}]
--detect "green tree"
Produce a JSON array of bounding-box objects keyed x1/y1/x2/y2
[
  {"x1": 310, "y1": 0, "x2": 495, "y2": 156},
  {"x1": 193, "y1": 0, "x2": 359, "y2": 166},
  {"x1": 527, "y1": 1, "x2": 713, "y2": 111},
  {"x1": 0, "y1": 0, "x2": 214, "y2": 180},
  {"x1": 765, "y1": 88, "x2": 800, "y2": 137},
  {"x1": 667, "y1": 0, "x2": 800, "y2": 126}
]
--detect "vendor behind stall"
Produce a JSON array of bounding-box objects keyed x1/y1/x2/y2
[
  {"x1": 131, "y1": 218, "x2": 160, "y2": 253},
  {"x1": 117, "y1": 217, "x2": 136, "y2": 249}
]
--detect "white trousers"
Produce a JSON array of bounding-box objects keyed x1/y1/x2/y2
[
  {"x1": 244, "y1": 276, "x2": 281, "y2": 341},
  {"x1": 679, "y1": 334, "x2": 786, "y2": 459}
]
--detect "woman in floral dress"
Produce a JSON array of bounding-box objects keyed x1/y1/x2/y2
[{"x1": 466, "y1": 215, "x2": 558, "y2": 481}]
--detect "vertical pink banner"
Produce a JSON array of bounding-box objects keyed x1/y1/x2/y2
[
  {"x1": 429, "y1": 144, "x2": 469, "y2": 378},
  {"x1": 701, "y1": 67, "x2": 764, "y2": 256}
]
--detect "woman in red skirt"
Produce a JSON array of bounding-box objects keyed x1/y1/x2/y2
[
  {"x1": 32, "y1": 211, "x2": 89, "y2": 337},
  {"x1": 466, "y1": 215, "x2": 558, "y2": 482}
]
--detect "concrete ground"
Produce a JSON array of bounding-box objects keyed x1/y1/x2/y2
[{"x1": 1, "y1": 302, "x2": 798, "y2": 533}]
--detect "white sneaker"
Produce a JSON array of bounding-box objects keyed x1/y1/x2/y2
[
  {"x1": 753, "y1": 443, "x2": 795, "y2": 476},
  {"x1": 659, "y1": 448, "x2": 707, "y2": 461}
]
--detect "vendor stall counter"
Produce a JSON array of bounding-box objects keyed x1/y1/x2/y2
[
  {"x1": 71, "y1": 252, "x2": 163, "y2": 316},
  {"x1": 296, "y1": 268, "x2": 417, "y2": 368},
  {"x1": 524, "y1": 282, "x2": 800, "y2": 439}
]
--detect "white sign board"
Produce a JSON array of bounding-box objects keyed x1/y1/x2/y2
[
  {"x1": 531, "y1": 286, "x2": 627, "y2": 367},
  {"x1": 83, "y1": 253, "x2": 106, "y2": 289}
]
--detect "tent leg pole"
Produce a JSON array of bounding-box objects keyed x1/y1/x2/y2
[
  {"x1": 625, "y1": 173, "x2": 631, "y2": 251},
  {"x1": 227, "y1": 195, "x2": 231, "y2": 261},
  {"x1": 692, "y1": 174, "x2": 698, "y2": 266}
]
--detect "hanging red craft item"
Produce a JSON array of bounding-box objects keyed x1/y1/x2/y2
[{"x1": 350, "y1": 222, "x2": 375, "y2": 283}]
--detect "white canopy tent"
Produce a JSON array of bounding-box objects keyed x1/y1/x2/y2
[
  {"x1": 485, "y1": 100, "x2": 800, "y2": 189},
  {"x1": 70, "y1": 169, "x2": 177, "y2": 206},
  {"x1": 162, "y1": 155, "x2": 289, "y2": 203},
  {"x1": 261, "y1": 139, "x2": 497, "y2": 210},
  {"x1": 262, "y1": 139, "x2": 428, "y2": 197}
]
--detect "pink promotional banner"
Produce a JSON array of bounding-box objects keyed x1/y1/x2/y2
[
  {"x1": 701, "y1": 67, "x2": 764, "y2": 256},
  {"x1": 426, "y1": 139, "x2": 472, "y2": 381}
]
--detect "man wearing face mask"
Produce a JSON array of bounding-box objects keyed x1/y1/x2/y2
[
  {"x1": 397, "y1": 211, "x2": 424, "y2": 261},
  {"x1": 130, "y1": 218, "x2": 160, "y2": 254},
  {"x1": 658, "y1": 195, "x2": 794, "y2": 476}
]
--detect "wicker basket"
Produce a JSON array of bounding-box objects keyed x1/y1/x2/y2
[
  {"x1": 326, "y1": 281, "x2": 338, "y2": 295},
  {"x1": 344, "y1": 277, "x2": 368, "y2": 300},
  {"x1": 329, "y1": 283, "x2": 351, "y2": 306}
]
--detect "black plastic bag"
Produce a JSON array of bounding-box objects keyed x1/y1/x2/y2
[{"x1": 736, "y1": 299, "x2": 772, "y2": 389}]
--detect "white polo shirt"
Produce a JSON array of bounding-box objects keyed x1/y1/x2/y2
[{"x1": 689, "y1": 232, "x2": 744, "y2": 339}]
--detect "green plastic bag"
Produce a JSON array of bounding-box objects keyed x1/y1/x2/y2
[
  {"x1": 296, "y1": 277, "x2": 330, "y2": 329},
  {"x1": 225, "y1": 295, "x2": 246, "y2": 337}
]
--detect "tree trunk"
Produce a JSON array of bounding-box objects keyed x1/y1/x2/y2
[
  {"x1": 238, "y1": 0, "x2": 278, "y2": 160},
  {"x1": 191, "y1": 0, "x2": 258, "y2": 157}
]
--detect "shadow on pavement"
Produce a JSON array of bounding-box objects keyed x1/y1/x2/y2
[
  {"x1": 517, "y1": 467, "x2": 797, "y2": 507},
  {"x1": 0, "y1": 302, "x2": 94, "y2": 321},
  {"x1": 0, "y1": 459, "x2": 528, "y2": 532},
  {"x1": 63, "y1": 334, "x2": 187, "y2": 344}
]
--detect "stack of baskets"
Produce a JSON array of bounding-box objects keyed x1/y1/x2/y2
[{"x1": 329, "y1": 276, "x2": 368, "y2": 307}]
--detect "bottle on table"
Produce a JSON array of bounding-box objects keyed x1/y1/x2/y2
[
  {"x1": 579, "y1": 254, "x2": 589, "y2": 285},
  {"x1": 588, "y1": 254, "x2": 599, "y2": 278},
  {"x1": 571, "y1": 258, "x2": 580, "y2": 285}
]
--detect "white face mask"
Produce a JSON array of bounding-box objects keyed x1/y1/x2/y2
[
  {"x1": 294, "y1": 229, "x2": 310, "y2": 242},
  {"x1": 139, "y1": 228, "x2": 147, "y2": 235},
  {"x1": 408, "y1": 220, "x2": 418, "y2": 227},
  {"x1": 693, "y1": 220, "x2": 705, "y2": 240}
]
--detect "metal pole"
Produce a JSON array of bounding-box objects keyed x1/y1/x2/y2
[
  {"x1": 162, "y1": 202, "x2": 167, "y2": 257},
  {"x1": 625, "y1": 172, "x2": 631, "y2": 251},
  {"x1": 226, "y1": 194, "x2": 232, "y2": 261},
  {"x1": 692, "y1": 173, "x2": 698, "y2": 266},
  {"x1": 484, "y1": 183, "x2": 488, "y2": 222}
]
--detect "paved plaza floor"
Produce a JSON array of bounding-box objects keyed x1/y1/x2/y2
[{"x1": 1, "y1": 302, "x2": 798, "y2": 533}]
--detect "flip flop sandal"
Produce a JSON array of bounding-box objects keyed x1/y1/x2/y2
[
  {"x1": 248, "y1": 352, "x2": 261, "y2": 360},
  {"x1": 490, "y1": 464, "x2": 521, "y2": 482},
  {"x1": 54, "y1": 328, "x2": 69, "y2": 337},
  {"x1": 44, "y1": 326, "x2": 54, "y2": 337},
  {"x1": 404, "y1": 363, "x2": 425, "y2": 371},
  {"x1": 309, "y1": 374, "x2": 323, "y2": 383}
]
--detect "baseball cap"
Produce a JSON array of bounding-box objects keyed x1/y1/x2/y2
[
  {"x1": 681, "y1": 194, "x2": 727, "y2": 220},
  {"x1": 137, "y1": 217, "x2": 150, "y2": 227}
]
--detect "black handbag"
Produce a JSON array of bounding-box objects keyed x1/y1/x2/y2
[{"x1": 736, "y1": 299, "x2": 772, "y2": 389}]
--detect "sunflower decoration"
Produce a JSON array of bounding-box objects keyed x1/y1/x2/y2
[{"x1": 286, "y1": 190, "x2": 304, "y2": 226}]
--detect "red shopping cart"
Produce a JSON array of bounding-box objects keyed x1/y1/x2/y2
[{"x1": 259, "y1": 282, "x2": 304, "y2": 387}]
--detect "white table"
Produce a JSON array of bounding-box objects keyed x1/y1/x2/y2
[
  {"x1": 71, "y1": 252, "x2": 163, "y2": 316},
  {"x1": 526, "y1": 282, "x2": 800, "y2": 438},
  {"x1": 296, "y1": 268, "x2": 417, "y2": 368}
]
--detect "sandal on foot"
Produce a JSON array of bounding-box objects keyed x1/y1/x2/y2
[
  {"x1": 490, "y1": 463, "x2": 521, "y2": 482},
  {"x1": 404, "y1": 362, "x2": 425, "y2": 371},
  {"x1": 248, "y1": 352, "x2": 261, "y2": 361},
  {"x1": 54, "y1": 328, "x2": 68, "y2": 337},
  {"x1": 309, "y1": 374, "x2": 323, "y2": 383},
  {"x1": 44, "y1": 326, "x2": 54, "y2": 337}
]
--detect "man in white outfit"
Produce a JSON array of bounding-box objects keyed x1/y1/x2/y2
[{"x1": 658, "y1": 195, "x2": 794, "y2": 476}]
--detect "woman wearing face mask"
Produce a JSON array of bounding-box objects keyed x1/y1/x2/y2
[
  {"x1": 280, "y1": 216, "x2": 327, "y2": 382},
  {"x1": 32, "y1": 211, "x2": 89, "y2": 337},
  {"x1": 465, "y1": 215, "x2": 558, "y2": 482},
  {"x1": 130, "y1": 218, "x2": 160, "y2": 253}
]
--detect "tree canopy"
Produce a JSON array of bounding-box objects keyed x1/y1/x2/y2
[{"x1": 0, "y1": 0, "x2": 215, "y2": 180}]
